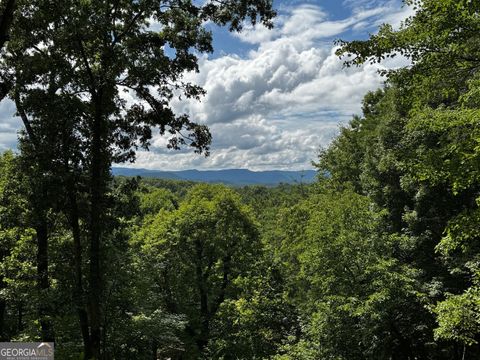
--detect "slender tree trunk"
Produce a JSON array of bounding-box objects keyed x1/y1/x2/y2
[
  {"x1": 0, "y1": 294, "x2": 5, "y2": 340},
  {"x1": 0, "y1": 247, "x2": 6, "y2": 341},
  {"x1": 17, "y1": 302, "x2": 22, "y2": 332},
  {"x1": 88, "y1": 90, "x2": 107, "y2": 359},
  {"x1": 67, "y1": 183, "x2": 92, "y2": 359},
  {"x1": 35, "y1": 218, "x2": 54, "y2": 341},
  {"x1": 15, "y1": 91, "x2": 54, "y2": 340}
]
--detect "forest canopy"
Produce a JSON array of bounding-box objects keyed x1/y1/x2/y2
[{"x1": 0, "y1": 0, "x2": 480, "y2": 359}]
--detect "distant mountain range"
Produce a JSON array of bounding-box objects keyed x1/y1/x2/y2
[{"x1": 112, "y1": 167, "x2": 317, "y2": 186}]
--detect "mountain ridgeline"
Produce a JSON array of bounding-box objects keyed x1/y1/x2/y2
[{"x1": 112, "y1": 167, "x2": 317, "y2": 186}]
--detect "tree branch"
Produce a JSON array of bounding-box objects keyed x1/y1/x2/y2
[
  {"x1": 14, "y1": 89, "x2": 38, "y2": 147},
  {"x1": 112, "y1": 9, "x2": 144, "y2": 46}
]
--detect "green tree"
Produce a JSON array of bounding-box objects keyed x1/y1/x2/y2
[
  {"x1": 134, "y1": 185, "x2": 271, "y2": 358},
  {"x1": 274, "y1": 189, "x2": 433, "y2": 359},
  {"x1": 3, "y1": 1, "x2": 275, "y2": 357},
  {"x1": 319, "y1": 0, "x2": 480, "y2": 357},
  {"x1": 0, "y1": 151, "x2": 26, "y2": 340}
]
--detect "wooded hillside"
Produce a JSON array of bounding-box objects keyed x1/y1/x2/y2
[{"x1": 0, "y1": 0, "x2": 479, "y2": 359}]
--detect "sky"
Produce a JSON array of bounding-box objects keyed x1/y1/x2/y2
[{"x1": 0, "y1": 0, "x2": 414, "y2": 171}]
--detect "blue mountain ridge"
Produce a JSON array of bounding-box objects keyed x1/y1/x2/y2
[{"x1": 112, "y1": 167, "x2": 317, "y2": 186}]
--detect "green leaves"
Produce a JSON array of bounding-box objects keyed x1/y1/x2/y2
[
  {"x1": 403, "y1": 108, "x2": 480, "y2": 194},
  {"x1": 273, "y1": 187, "x2": 428, "y2": 359},
  {"x1": 316, "y1": 1, "x2": 480, "y2": 356},
  {"x1": 434, "y1": 287, "x2": 480, "y2": 346},
  {"x1": 134, "y1": 184, "x2": 269, "y2": 357},
  {"x1": 0, "y1": 0, "x2": 276, "y2": 356}
]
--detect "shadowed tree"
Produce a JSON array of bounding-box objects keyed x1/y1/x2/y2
[{"x1": 0, "y1": 0, "x2": 17, "y2": 101}]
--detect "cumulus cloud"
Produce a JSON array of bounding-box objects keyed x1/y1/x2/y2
[
  {"x1": 0, "y1": 1, "x2": 413, "y2": 170},
  {"x1": 135, "y1": 114, "x2": 340, "y2": 171},
  {"x1": 134, "y1": 2, "x2": 413, "y2": 170}
]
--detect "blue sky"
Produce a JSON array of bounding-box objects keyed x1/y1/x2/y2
[
  {"x1": 0, "y1": 0, "x2": 413, "y2": 170},
  {"x1": 207, "y1": 0, "x2": 395, "y2": 58}
]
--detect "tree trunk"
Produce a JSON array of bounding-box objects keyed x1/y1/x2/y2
[
  {"x1": 0, "y1": 296, "x2": 5, "y2": 340},
  {"x1": 88, "y1": 90, "x2": 107, "y2": 359},
  {"x1": 0, "y1": 246, "x2": 7, "y2": 341},
  {"x1": 67, "y1": 183, "x2": 92, "y2": 359},
  {"x1": 15, "y1": 91, "x2": 54, "y2": 341},
  {"x1": 17, "y1": 302, "x2": 22, "y2": 332},
  {"x1": 35, "y1": 218, "x2": 54, "y2": 341}
]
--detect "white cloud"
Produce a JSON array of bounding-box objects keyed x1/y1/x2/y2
[
  {"x1": 343, "y1": 0, "x2": 415, "y2": 30},
  {"x1": 133, "y1": 2, "x2": 412, "y2": 170},
  {"x1": 375, "y1": 3, "x2": 415, "y2": 29},
  {"x1": 136, "y1": 114, "x2": 340, "y2": 171},
  {"x1": 0, "y1": 1, "x2": 414, "y2": 171},
  {"x1": 234, "y1": 4, "x2": 391, "y2": 47}
]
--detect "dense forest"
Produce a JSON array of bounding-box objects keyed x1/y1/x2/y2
[{"x1": 1, "y1": 0, "x2": 480, "y2": 359}]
